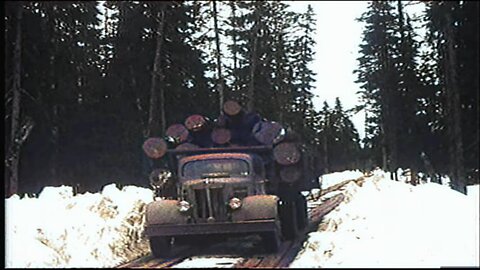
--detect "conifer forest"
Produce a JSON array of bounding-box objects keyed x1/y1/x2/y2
[{"x1": 4, "y1": 1, "x2": 479, "y2": 197}]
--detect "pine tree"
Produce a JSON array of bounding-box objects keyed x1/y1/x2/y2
[
  {"x1": 394, "y1": 2, "x2": 424, "y2": 172},
  {"x1": 423, "y1": 1, "x2": 479, "y2": 191},
  {"x1": 355, "y1": 1, "x2": 403, "y2": 176},
  {"x1": 4, "y1": 2, "x2": 103, "y2": 193},
  {"x1": 289, "y1": 5, "x2": 320, "y2": 152}
]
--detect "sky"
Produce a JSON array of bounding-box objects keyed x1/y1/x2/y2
[
  {"x1": 288, "y1": 1, "x2": 425, "y2": 140},
  {"x1": 289, "y1": 1, "x2": 369, "y2": 139}
]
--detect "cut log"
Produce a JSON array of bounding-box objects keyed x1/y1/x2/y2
[
  {"x1": 165, "y1": 124, "x2": 189, "y2": 144},
  {"x1": 211, "y1": 128, "x2": 232, "y2": 145},
  {"x1": 184, "y1": 114, "x2": 208, "y2": 131},
  {"x1": 252, "y1": 121, "x2": 285, "y2": 145},
  {"x1": 175, "y1": 142, "x2": 199, "y2": 150},
  {"x1": 214, "y1": 113, "x2": 228, "y2": 128},
  {"x1": 279, "y1": 165, "x2": 302, "y2": 183},
  {"x1": 142, "y1": 137, "x2": 168, "y2": 159},
  {"x1": 223, "y1": 100, "x2": 243, "y2": 116},
  {"x1": 273, "y1": 142, "x2": 301, "y2": 165}
]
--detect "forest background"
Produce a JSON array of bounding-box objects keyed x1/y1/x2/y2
[{"x1": 4, "y1": 1, "x2": 479, "y2": 197}]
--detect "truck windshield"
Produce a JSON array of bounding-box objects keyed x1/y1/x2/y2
[{"x1": 182, "y1": 159, "x2": 249, "y2": 178}]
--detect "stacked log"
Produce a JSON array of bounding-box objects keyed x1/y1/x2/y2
[
  {"x1": 141, "y1": 99, "x2": 306, "y2": 184},
  {"x1": 223, "y1": 100, "x2": 243, "y2": 117},
  {"x1": 279, "y1": 164, "x2": 303, "y2": 183},
  {"x1": 185, "y1": 114, "x2": 212, "y2": 147},
  {"x1": 165, "y1": 124, "x2": 189, "y2": 145},
  {"x1": 211, "y1": 127, "x2": 232, "y2": 146},
  {"x1": 273, "y1": 142, "x2": 301, "y2": 166},
  {"x1": 252, "y1": 121, "x2": 285, "y2": 145},
  {"x1": 142, "y1": 137, "x2": 168, "y2": 159},
  {"x1": 175, "y1": 142, "x2": 199, "y2": 151}
]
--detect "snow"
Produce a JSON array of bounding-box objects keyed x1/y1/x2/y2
[
  {"x1": 291, "y1": 170, "x2": 480, "y2": 268},
  {"x1": 173, "y1": 257, "x2": 242, "y2": 268},
  {"x1": 5, "y1": 170, "x2": 479, "y2": 268},
  {"x1": 5, "y1": 183, "x2": 154, "y2": 268}
]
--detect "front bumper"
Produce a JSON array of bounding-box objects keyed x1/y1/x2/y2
[{"x1": 144, "y1": 219, "x2": 278, "y2": 237}]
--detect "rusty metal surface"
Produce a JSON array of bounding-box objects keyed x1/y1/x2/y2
[
  {"x1": 232, "y1": 195, "x2": 278, "y2": 222},
  {"x1": 144, "y1": 219, "x2": 278, "y2": 237},
  {"x1": 182, "y1": 177, "x2": 249, "y2": 187},
  {"x1": 179, "y1": 152, "x2": 254, "y2": 164},
  {"x1": 145, "y1": 200, "x2": 188, "y2": 226},
  {"x1": 167, "y1": 145, "x2": 272, "y2": 156}
]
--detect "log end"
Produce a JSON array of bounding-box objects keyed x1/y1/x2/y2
[
  {"x1": 142, "y1": 137, "x2": 168, "y2": 159},
  {"x1": 176, "y1": 143, "x2": 199, "y2": 151},
  {"x1": 211, "y1": 128, "x2": 232, "y2": 145},
  {"x1": 223, "y1": 100, "x2": 242, "y2": 116},
  {"x1": 184, "y1": 114, "x2": 207, "y2": 131},
  {"x1": 273, "y1": 142, "x2": 301, "y2": 165},
  {"x1": 166, "y1": 124, "x2": 189, "y2": 143}
]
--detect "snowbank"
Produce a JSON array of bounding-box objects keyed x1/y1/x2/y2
[
  {"x1": 5, "y1": 183, "x2": 154, "y2": 268},
  {"x1": 318, "y1": 170, "x2": 364, "y2": 189},
  {"x1": 291, "y1": 170, "x2": 480, "y2": 268},
  {"x1": 5, "y1": 170, "x2": 479, "y2": 268}
]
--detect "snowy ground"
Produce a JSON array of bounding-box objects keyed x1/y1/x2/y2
[
  {"x1": 5, "y1": 170, "x2": 479, "y2": 268},
  {"x1": 291, "y1": 169, "x2": 480, "y2": 268}
]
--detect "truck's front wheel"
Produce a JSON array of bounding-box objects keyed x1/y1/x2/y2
[
  {"x1": 149, "y1": 236, "x2": 172, "y2": 258},
  {"x1": 279, "y1": 200, "x2": 298, "y2": 240},
  {"x1": 261, "y1": 230, "x2": 281, "y2": 253},
  {"x1": 295, "y1": 193, "x2": 308, "y2": 230}
]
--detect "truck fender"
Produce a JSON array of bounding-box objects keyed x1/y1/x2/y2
[
  {"x1": 232, "y1": 195, "x2": 279, "y2": 222},
  {"x1": 146, "y1": 199, "x2": 188, "y2": 225}
]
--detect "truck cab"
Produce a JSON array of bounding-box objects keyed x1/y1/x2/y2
[{"x1": 144, "y1": 148, "x2": 288, "y2": 257}]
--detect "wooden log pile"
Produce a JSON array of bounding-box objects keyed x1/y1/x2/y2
[{"x1": 142, "y1": 100, "x2": 306, "y2": 183}]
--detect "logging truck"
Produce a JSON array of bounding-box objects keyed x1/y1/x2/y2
[{"x1": 142, "y1": 101, "x2": 320, "y2": 257}]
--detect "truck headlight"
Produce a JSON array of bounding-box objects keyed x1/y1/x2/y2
[
  {"x1": 229, "y1": 197, "x2": 242, "y2": 210},
  {"x1": 178, "y1": 200, "x2": 191, "y2": 212}
]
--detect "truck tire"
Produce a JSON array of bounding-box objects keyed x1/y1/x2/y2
[
  {"x1": 149, "y1": 236, "x2": 172, "y2": 258},
  {"x1": 279, "y1": 200, "x2": 298, "y2": 240},
  {"x1": 295, "y1": 193, "x2": 307, "y2": 230},
  {"x1": 261, "y1": 230, "x2": 281, "y2": 253}
]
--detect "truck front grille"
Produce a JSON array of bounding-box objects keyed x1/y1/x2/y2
[{"x1": 194, "y1": 187, "x2": 227, "y2": 222}]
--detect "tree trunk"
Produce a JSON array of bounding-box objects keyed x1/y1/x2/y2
[
  {"x1": 323, "y1": 118, "x2": 329, "y2": 174},
  {"x1": 247, "y1": 3, "x2": 260, "y2": 113},
  {"x1": 6, "y1": 3, "x2": 23, "y2": 196},
  {"x1": 397, "y1": 1, "x2": 405, "y2": 40},
  {"x1": 51, "y1": 105, "x2": 59, "y2": 184},
  {"x1": 212, "y1": 0, "x2": 224, "y2": 113},
  {"x1": 148, "y1": 4, "x2": 166, "y2": 137},
  {"x1": 380, "y1": 123, "x2": 388, "y2": 171},
  {"x1": 444, "y1": 11, "x2": 466, "y2": 194},
  {"x1": 229, "y1": 1, "x2": 239, "y2": 93}
]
